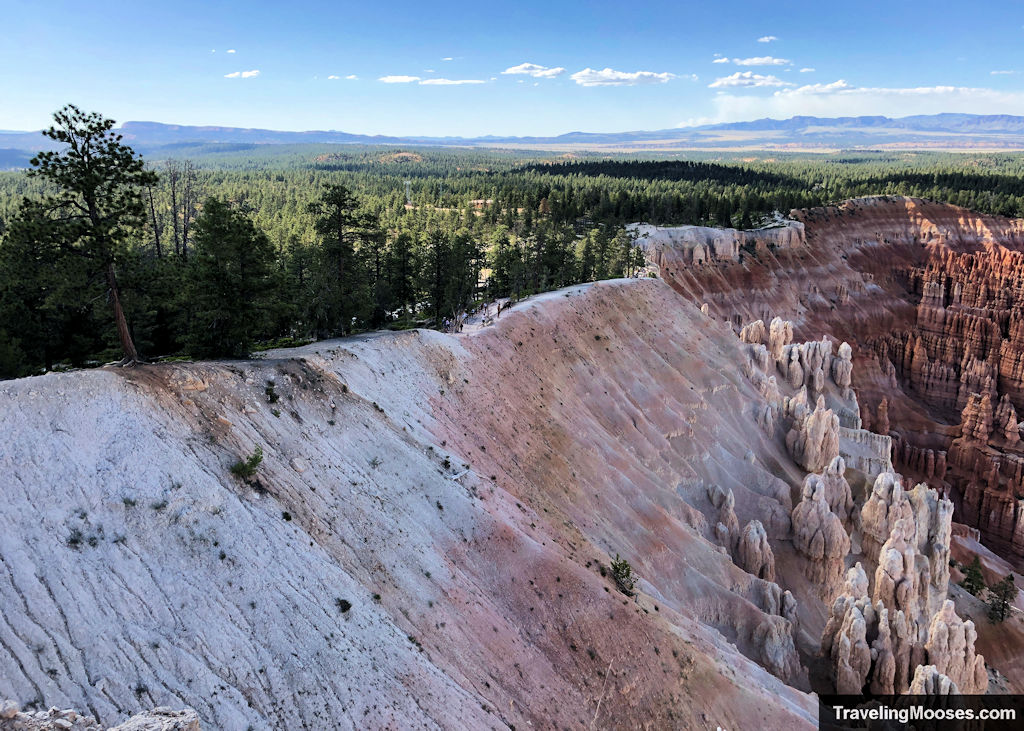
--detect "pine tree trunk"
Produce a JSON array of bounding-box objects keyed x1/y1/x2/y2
[
  {"x1": 106, "y1": 261, "x2": 140, "y2": 363},
  {"x1": 147, "y1": 185, "x2": 162, "y2": 258}
]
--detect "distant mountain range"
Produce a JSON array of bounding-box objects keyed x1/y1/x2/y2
[{"x1": 4, "y1": 113, "x2": 1024, "y2": 166}]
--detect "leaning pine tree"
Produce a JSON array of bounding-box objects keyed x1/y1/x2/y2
[{"x1": 26, "y1": 105, "x2": 157, "y2": 364}]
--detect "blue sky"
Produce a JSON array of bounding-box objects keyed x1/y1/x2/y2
[{"x1": 3, "y1": 0, "x2": 1024, "y2": 136}]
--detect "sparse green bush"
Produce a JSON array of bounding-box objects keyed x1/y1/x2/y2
[
  {"x1": 230, "y1": 446, "x2": 263, "y2": 479},
  {"x1": 610, "y1": 554, "x2": 636, "y2": 596}
]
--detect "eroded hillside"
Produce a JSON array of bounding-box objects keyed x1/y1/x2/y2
[
  {"x1": 1, "y1": 280, "x2": 820, "y2": 730},
  {"x1": 4, "y1": 199, "x2": 1024, "y2": 728}
]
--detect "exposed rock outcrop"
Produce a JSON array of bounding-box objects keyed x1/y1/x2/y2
[
  {"x1": 873, "y1": 518, "x2": 927, "y2": 631},
  {"x1": 908, "y1": 665, "x2": 958, "y2": 695},
  {"x1": 736, "y1": 520, "x2": 776, "y2": 582},
  {"x1": 819, "y1": 456, "x2": 857, "y2": 527},
  {"x1": 643, "y1": 196, "x2": 1024, "y2": 564},
  {"x1": 861, "y1": 472, "x2": 914, "y2": 563},
  {"x1": 786, "y1": 396, "x2": 841, "y2": 473},
  {"x1": 629, "y1": 221, "x2": 805, "y2": 273},
  {"x1": 822, "y1": 563, "x2": 927, "y2": 695},
  {"x1": 791, "y1": 474, "x2": 850, "y2": 597},
  {"x1": 923, "y1": 601, "x2": 988, "y2": 694},
  {"x1": 0, "y1": 703, "x2": 199, "y2": 731},
  {"x1": 831, "y1": 343, "x2": 854, "y2": 401},
  {"x1": 709, "y1": 484, "x2": 741, "y2": 554},
  {"x1": 769, "y1": 317, "x2": 793, "y2": 361},
  {"x1": 863, "y1": 474, "x2": 954, "y2": 623}
]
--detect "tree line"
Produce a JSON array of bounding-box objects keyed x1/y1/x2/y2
[
  {"x1": 0, "y1": 106, "x2": 642, "y2": 378},
  {"x1": 6, "y1": 108, "x2": 1024, "y2": 379}
]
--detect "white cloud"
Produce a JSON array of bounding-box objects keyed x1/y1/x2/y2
[
  {"x1": 784, "y1": 80, "x2": 852, "y2": 94},
  {"x1": 424, "y1": 68, "x2": 436, "y2": 73},
  {"x1": 441, "y1": 57, "x2": 454, "y2": 61},
  {"x1": 419, "y1": 78, "x2": 485, "y2": 85},
  {"x1": 712, "y1": 57, "x2": 731, "y2": 64},
  {"x1": 346, "y1": 74, "x2": 358, "y2": 80},
  {"x1": 379, "y1": 75, "x2": 421, "y2": 83},
  {"x1": 800, "y1": 67, "x2": 815, "y2": 73},
  {"x1": 227, "y1": 49, "x2": 236, "y2": 54},
  {"x1": 708, "y1": 71, "x2": 793, "y2": 88},
  {"x1": 732, "y1": 56, "x2": 791, "y2": 66},
  {"x1": 706, "y1": 81, "x2": 1024, "y2": 122},
  {"x1": 224, "y1": 69, "x2": 260, "y2": 78},
  {"x1": 502, "y1": 62, "x2": 566, "y2": 78},
  {"x1": 569, "y1": 67, "x2": 675, "y2": 86},
  {"x1": 757, "y1": 35, "x2": 778, "y2": 43},
  {"x1": 327, "y1": 75, "x2": 340, "y2": 80},
  {"x1": 991, "y1": 70, "x2": 1017, "y2": 75}
]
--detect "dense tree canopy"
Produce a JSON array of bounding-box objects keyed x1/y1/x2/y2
[{"x1": 3, "y1": 108, "x2": 1024, "y2": 378}]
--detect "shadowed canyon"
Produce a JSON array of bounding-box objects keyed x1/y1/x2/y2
[{"x1": 3, "y1": 197, "x2": 1024, "y2": 729}]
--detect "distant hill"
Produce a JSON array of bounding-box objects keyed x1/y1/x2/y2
[{"x1": 4, "y1": 113, "x2": 1024, "y2": 166}]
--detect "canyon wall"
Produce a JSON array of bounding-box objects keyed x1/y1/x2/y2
[{"x1": 640, "y1": 197, "x2": 1024, "y2": 568}]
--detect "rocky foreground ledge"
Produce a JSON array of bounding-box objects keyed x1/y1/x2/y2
[{"x1": 0, "y1": 701, "x2": 198, "y2": 731}]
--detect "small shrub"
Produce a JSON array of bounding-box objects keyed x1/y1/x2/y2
[
  {"x1": 66, "y1": 528, "x2": 83, "y2": 549},
  {"x1": 151, "y1": 500, "x2": 168, "y2": 511},
  {"x1": 122, "y1": 496, "x2": 137, "y2": 508},
  {"x1": 265, "y1": 381, "x2": 279, "y2": 403},
  {"x1": 282, "y1": 511, "x2": 292, "y2": 521},
  {"x1": 231, "y1": 446, "x2": 263, "y2": 479},
  {"x1": 610, "y1": 554, "x2": 636, "y2": 596},
  {"x1": 335, "y1": 598, "x2": 352, "y2": 613}
]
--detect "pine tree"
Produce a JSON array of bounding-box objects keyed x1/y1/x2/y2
[
  {"x1": 26, "y1": 105, "x2": 157, "y2": 364},
  {"x1": 385, "y1": 230, "x2": 417, "y2": 317},
  {"x1": 419, "y1": 229, "x2": 453, "y2": 325},
  {"x1": 961, "y1": 557, "x2": 986, "y2": 597},
  {"x1": 307, "y1": 184, "x2": 375, "y2": 336},
  {"x1": 0, "y1": 199, "x2": 102, "y2": 373},
  {"x1": 184, "y1": 198, "x2": 279, "y2": 358},
  {"x1": 987, "y1": 574, "x2": 1016, "y2": 623}
]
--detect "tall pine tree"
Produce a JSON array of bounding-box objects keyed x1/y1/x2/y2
[
  {"x1": 184, "y1": 198, "x2": 279, "y2": 358},
  {"x1": 26, "y1": 105, "x2": 158, "y2": 364}
]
